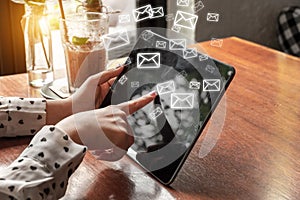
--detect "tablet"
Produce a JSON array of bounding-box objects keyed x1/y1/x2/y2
[{"x1": 100, "y1": 30, "x2": 235, "y2": 185}]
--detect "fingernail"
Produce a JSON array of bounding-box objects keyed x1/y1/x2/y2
[{"x1": 149, "y1": 91, "x2": 157, "y2": 97}]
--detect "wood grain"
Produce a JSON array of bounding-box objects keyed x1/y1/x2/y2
[{"x1": 0, "y1": 37, "x2": 299, "y2": 200}]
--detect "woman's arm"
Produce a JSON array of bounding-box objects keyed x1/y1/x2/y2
[
  {"x1": 0, "y1": 126, "x2": 86, "y2": 200},
  {"x1": 0, "y1": 67, "x2": 124, "y2": 137},
  {"x1": 0, "y1": 97, "x2": 47, "y2": 136},
  {"x1": 46, "y1": 98, "x2": 72, "y2": 125},
  {"x1": 0, "y1": 92, "x2": 156, "y2": 199},
  {"x1": 0, "y1": 95, "x2": 99, "y2": 137},
  {"x1": 0, "y1": 97, "x2": 72, "y2": 137}
]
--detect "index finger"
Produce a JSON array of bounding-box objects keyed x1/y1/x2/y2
[{"x1": 117, "y1": 91, "x2": 157, "y2": 115}]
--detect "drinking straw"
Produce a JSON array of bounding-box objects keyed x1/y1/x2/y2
[{"x1": 58, "y1": 0, "x2": 66, "y2": 20}]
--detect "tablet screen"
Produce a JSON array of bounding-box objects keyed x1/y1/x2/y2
[{"x1": 100, "y1": 30, "x2": 235, "y2": 184}]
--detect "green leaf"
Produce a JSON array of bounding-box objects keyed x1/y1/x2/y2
[{"x1": 72, "y1": 36, "x2": 89, "y2": 45}]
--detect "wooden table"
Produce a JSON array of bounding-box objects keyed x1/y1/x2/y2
[{"x1": 0, "y1": 37, "x2": 299, "y2": 200}]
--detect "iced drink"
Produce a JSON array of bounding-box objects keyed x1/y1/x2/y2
[
  {"x1": 60, "y1": 12, "x2": 109, "y2": 93},
  {"x1": 64, "y1": 46, "x2": 106, "y2": 93}
]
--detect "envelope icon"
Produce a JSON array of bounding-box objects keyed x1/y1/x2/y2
[
  {"x1": 119, "y1": 14, "x2": 130, "y2": 23},
  {"x1": 203, "y1": 79, "x2": 221, "y2": 91},
  {"x1": 165, "y1": 14, "x2": 174, "y2": 21},
  {"x1": 183, "y1": 48, "x2": 198, "y2": 59},
  {"x1": 199, "y1": 54, "x2": 208, "y2": 61},
  {"x1": 141, "y1": 30, "x2": 154, "y2": 41},
  {"x1": 174, "y1": 11, "x2": 198, "y2": 30},
  {"x1": 151, "y1": 7, "x2": 164, "y2": 19},
  {"x1": 156, "y1": 80, "x2": 175, "y2": 95},
  {"x1": 131, "y1": 81, "x2": 140, "y2": 88},
  {"x1": 156, "y1": 41, "x2": 167, "y2": 48},
  {"x1": 171, "y1": 25, "x2": 181, "y2": 33},
  {"x1": 171, "y1": 93, "x2": 194, "y2": 109},
  {"x1": 133, "y1": 4, "x2": 153, "y2": 22},
  {"x1": 177, "y1": 0, "x2": 189, "y2": 7},
  {"x1": 189, "y1": 81, "x2": 201, "y2": 90},
  {"x1": 205, "y1": 65, "x2": 215, "y2": 73},
  {"x1": 176, "y1": 70, "x2": 188, "y2": 78},
  {"x1": 103, "y1": 30, "x2": 130, "y2": 51},
  {"x1": 169, "y1": 39, "x2": 186, "y2": 50},
  {"x1": 207, "y1": 13, "x2": 219, "y2": 22},
  {"x1": 137, "y1": 53, "x2": 160, "y2": 69},
  {"x1": 119, "y1": 75, "x2": 128, "y2": 85},
  {"x1": 210, "y1": 38, "x2": 223, "y2": 47},
  {"x1": 194, "y1": 1, "x2": 204, "y2": 13},
  {"x1": 149, "y1": 107, "x2": 163, "y2": 120}
]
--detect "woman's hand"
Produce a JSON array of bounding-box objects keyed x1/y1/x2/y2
[
  {"x1": 46, "y1": 67, "x2": 124, "y2": 125},
  {"x1": 56, "y1": 91, "x2": 157, "y2": 161},
  {"x1": 70, "y1": 66, "x2": 124, "y2": 113}
]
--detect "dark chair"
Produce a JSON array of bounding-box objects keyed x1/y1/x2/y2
[{"x1": 277, "y1": 6, "x2": 300, "y2": 57}]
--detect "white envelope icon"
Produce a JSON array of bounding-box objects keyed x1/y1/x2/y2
[
  {"x1": 131, "y1": 81, "x2": 140, "y2": 88},
  {"x1": 199, "y1": 54, "x2": 208, "y2": 61},
  {"x1": 156, "y1": 80, "x2": 175, "y2": 95},
  {"x1": 171, "y1": 93, "x2": 194, "y2": 109},
  {"x1": 133, "y1": 4, "x2": 153, "y2": 22},
  {"x1": 169, "y1": 39, "x2": 186, "y2": 50},
  {"x1": 119, "y1": 14, "x2": 130, "y2": 23},
  {"x1": 103, "y1": 30, "x2": 130, "y2": 51},
  {"x1": 207, "y1": 13, "x2": 220, "y2": 22},
  {"x1": 151, "y1": 7, "x2": 164, "y2": 19},
  {"x1": 183, "y1": 48, "x2": 198, "y2": 59},
  {"x1": 141, "y1": 30, "x2": 154, "y2": 41},
  {"x1": 119, "y1": 75, "x2": 128, "y2": 85},
  {"x1": 174, "y1": 11, "x2": 198, "y2": 30},
  {"x1": 203, "y1": 79, "x2": 221, "y2": 91},
  {"x1": 194, "y1": 1, "x2": 204, "y2": 12},
  {"x1": 177, "y1": 0, "x2": 189, "y2": 6},
  {"x1": 210, "y1": 38, "x2": 223, "y2": 47},
  {"x1": 165, "y1": 14, "x2": 174, "y2": 21},
  {"x1": 189, "y1": 81, "x2": 201, "y2": 90},
  {"x1": 176, "y1": 70, "x2": 188, "y2": 78},
  {"x1": 149, "y1": 107, "x2": 163, "y2": 120},
  {"x1": 156, "y1": 41, "x2": 167, "y2": 48},
  {"x1": 205, "y1": 65, "x2": 215, "y2": 73},
  {"x1": 137, "y1": 53, "x2": 160, "y2": 69},
  {"x1": 171, "y1": 25, "x2": 181, "y2": 33}
]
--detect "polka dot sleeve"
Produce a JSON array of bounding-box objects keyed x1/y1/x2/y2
[
  {"x1": 0, "y1": 97, "x2": 46, "y2": 137},
  {"x1": 0, "y1": 126, "x2": 87, "y2": 200}
]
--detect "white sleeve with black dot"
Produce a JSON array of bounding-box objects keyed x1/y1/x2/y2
[
  {"x1": 0, "y1": 126, "x2": 87, "y2": 200},
  {"x1": 0, "y1": 97, "x2": 47, "y2": 137}
]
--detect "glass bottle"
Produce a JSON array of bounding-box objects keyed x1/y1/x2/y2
[{"x1": 22, "y1": 1, "x2": 53, "y2": 87}]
